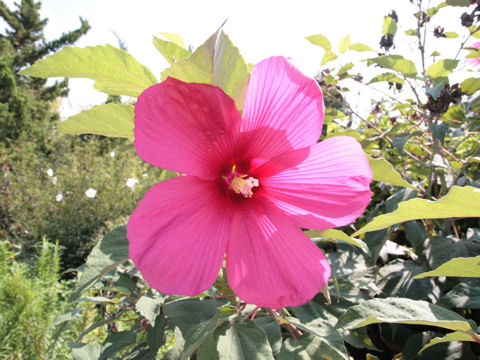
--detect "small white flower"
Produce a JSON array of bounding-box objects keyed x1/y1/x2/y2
[
  {"x1": 142, "y1": 173, "x2": 148, "y2": 178},
  {"x1": 110, "y1": 151, "x2": 115, "y2": 158},
  {"x1": 126, "y1": 177, "x2": 139, "y2": 189},
  {"x1": 85, "y1": 188, "x2": 97, "y2": 198},
  {"x1": 56, "y1": 192, "x2": 63, "y2": 202},
  {"x1": 47, "y1": 168, "x2": 53, "y2": 177},
  {"x1": 52, "y1": 176, "x2": 58, "y2": 185}
]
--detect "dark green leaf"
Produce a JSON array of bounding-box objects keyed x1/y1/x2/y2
[
  {"x1": 147, "y1": 314, "x2": 165, "y2": 354},
  {"x1": 181, "y1": 318, "x2": 223, "y2": 360},
  {"x1": 428, "y1": 121, "x2": 449, "y2": 144},
  {"x1": 254, "y1": 317, "x2": 283, "y2": 356},
  {"x1": 441, "y1": 281, "x2": 480, "y2": 309},
  {"x1": 336, "y1": 297, "x2": 476, "y2": 333},
  {"x1": 278, "y1": 334, "x2": 346, "y2": 360},
  {"x1": 163, "y1": 298, "x2": 228, "y2": 335},
  {"x1": 69, "y1": 226, "x2": 129, "y2": 302},
  {"x1": 100, "y1": 330, "x2": 137, "y2": 360},
  {"x1": 393, "y1": 133, "x2": 414, "y2": 154}
]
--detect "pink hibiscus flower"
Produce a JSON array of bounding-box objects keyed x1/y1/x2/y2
[
  {"x1": 465, "y1": 41, "x2": 480, "y2": 66},
  {"x1": 127, "y1": 57, "x2": 373, "y2": 309}
]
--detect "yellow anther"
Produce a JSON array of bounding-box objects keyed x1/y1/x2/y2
[{"x1": 231, "y1": 176, "x2": 259, "y2": 198}]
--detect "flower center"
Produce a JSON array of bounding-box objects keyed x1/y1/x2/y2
[
  {"x1": 222, "y1": 164, "x2": 259, "y2": 198},
  {"x1": 231, "y1": 176, "x2": 259, "y2": 198}
]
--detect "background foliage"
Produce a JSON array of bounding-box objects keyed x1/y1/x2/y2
[{"x1": 2, "y1": 0, "x2": 480, "y2": 359}]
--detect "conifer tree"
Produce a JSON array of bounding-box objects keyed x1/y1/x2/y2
[{"x1": 0, "y1": 0, "x2": 89, "y2": 146}]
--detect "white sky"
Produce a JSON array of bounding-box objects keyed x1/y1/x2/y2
[{"x1": 2, "y1": 0, "x2": 472, "y2": 118}]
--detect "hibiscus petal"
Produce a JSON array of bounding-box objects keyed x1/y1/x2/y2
[
  {"x1": 241, "y1": 57, "x2": 324, "y2": 161},
  {"x1": 256, "y1": 136, "x2": 372, "y2": 230},
  {"x1": 127, "y1": 176, "x2": 230, "y2": 296},
  {"x1": 134, "y1": 78, "x2": 242, "y2": 179},
  {"x1": 226, "y1": 198, "x2": 331, "y2": 308}
]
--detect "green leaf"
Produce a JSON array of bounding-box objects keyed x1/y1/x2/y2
[
  {"x1": 69, "y1": 226, "x2": 129, "y2": 302},
  {"x1": 321, "y1": 51, "x2": 338, "y2": 66},
  {"x1": 426, "y1": 59, "x2": 459, "y2": 79},
  {"x1": 20, "y1": 45, "x2": 157, "y2": 97},
  {"x1": 305, "y1": 229, "x2": 369, "y2": 253},
  {"x1": 441, "y1": 282, "x2": 480, "y2": 308},
  {"x1": 367, "y1": 55, "x2": 417, "y2": 78},
  {"x1": 278, "y1": 334, "x2": 347, "y2": 360},
  {"x1": 414, "y1": 256, "x2": 480, "y2": 278},
  {"x1": 348, "y1": 43, "x2": 375, "y2": 52},
  {"x1": 336, "y1": 297, "x2": 476, "y2": 333},
  {"x1": 432, "y1": 51, "x2": 441, "y2": 56},
  {"x1": 136, "y1": 294, "x2": 163, "y2": 325},
  {"x1": 392, "y1": 133, "x2": 414, "y2": 154},
  {"x1": 163, "y1": 298, "x2": 228, "y2": 336},
  {"x1": 161, "y1": 29, "x2": 249, "y2": 110},
  {"x1": 282, "y1": 318, "x2": 349, "y2": 359},
  {"x1": 337, "y1": 35, "x2": 351, "y2": 54},
  {"x1": 147, "y1": 314, "x2": 165, "y2": 354},
  {"x1": 420, "y1": 331, "x2": 479, "y2": 353},
  {"x1": 181, "y1": 318, "x2": 223, "y2": 360},
  {"x1": 428, "y1": 121, "x2": 449, "y2": 144},
  {"x1": 101, "y1": 330, "x2": 137, "y2": 360},
  {"x1": 446, "y1": 0, "x2": 470, "y2": 6},
  {"x1": 368, "y1": 72, "x2": 405, "y2": 84},
  {"x1": 254, "y1": 317, "x2": 282, "y2": 356},
  {"x1": 382, "y1": 16, "x2": 398, "y2": 36},
  {"x1": 306, "y1": 34, "x2": 332, "y2": 51},
  {"x1": 461, "y1": 77, "x2": 480, "y2": 95},
  {"x1": 71, "y1": 342, "x2": 102, "y2": 360},
  {"x1": 153, "y1": 36, "x2": 192, "y2": 65},
  {"x1": 405, "y1": 29, "x2": 419, "y2": 36},
  {"x1": 58, "y1": 104, "x2": 134, "y2": 140},
  {"x1": 337, "y1": 63, "x2": 354, "y2": 76},
  {"x1": 445, "y1": 31, "x2": 459, "y2": 38},
  {"x1": 353, "y1": 186, "x2": 480, "y2": 236},
  {"x1": 213, "y1": 321, "x2": 275, "y2": 360},
  {"x1": 160, "y1": 32, "x2": 185, "y2": 48},
  {"x1": 368, "y1": 155, "x2": 416, "y2": 189}
]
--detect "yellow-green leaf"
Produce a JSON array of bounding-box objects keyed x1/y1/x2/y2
[
  {"x1": 382, "y1": 17, "x2": 398, "y2": 36},
  {"x1": 368, "y1": 156, "x2": 416, "y2": 189},
  {"x1": 426, "y1": 59, "x2": 459, "y2": 79},
  {"x1": 58, "y1": 104, "x2": 135, "y2": 140},
  {"x1": 420, "y1": 331, "x2": 479, "y2": 353},
  {"x1": 461, "y1": 77, "x2": 480, "y2": 95},
  {"x1": 161, "y1": 29, "x2": 249, "y2": 110},
  {"x1": 368, "y1": 72, "x2": 405, "y2": 84},
  {"x1": 306, "y1": 33, "x2": 332, "y2": 51},
  {"x1": 353, "y1": 186, "x2": 480, "y2": 236},
  {"x1": 348, "y1": 43, "x2": 375, "y2": 52},
  {"x1": 153, "y1": 36, "x2": 191, "y2": 65},
  {"x1": 338, "y1": 35, "x2": 351, "y2": 54},
  {"x1": 305, "y1": 229, "x2": 369, "y2": 254},
  {"x1": 367, "y1": 55, "x2": 417, "y2": 78},
  {"x1": 321, "y1": 51, "x2": 338, "y2": 66},
  {"x1": 160, "y1": 32, "x2": 185, "y2": 48},
  {"x1": 414, "y1": 256, "x2": 480, "y2": 279},
  {"x1": 20, "y1": 45, "x2": 157, "y2": 97},
  {"x1": 336, "y1": 297, "x2": 476, "y2": 333}
]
